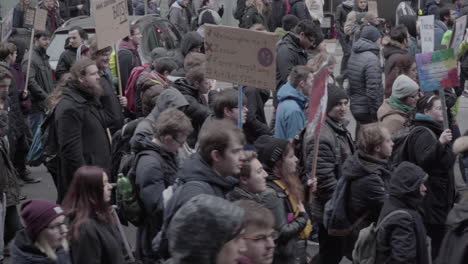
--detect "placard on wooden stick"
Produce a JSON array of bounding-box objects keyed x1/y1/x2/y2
[
  {"x1": 204, "y1": 25, "x2": 277, "y2": 90},
  {"x1": 33, "y1": 9, "x2": 47, "y2": 31},
  {"x1": 93, "y1": 0, "x2": 130, "y2": 49},
  {"x1": 23, "y1": 8, "x2": 35, "y2": 28},
  {"x1": 450, "y1": 15, "x2": 467, "y2": 56}
]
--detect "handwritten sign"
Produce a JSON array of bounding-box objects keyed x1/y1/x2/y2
[
  {"x1": 416, "y1": 48, "x2": 458, "y2": 92},
  {"x1": 33, "y1": 9, "x2": 47, "y2": 31},
  {"x1": 204, "y1": 25, "x2": 277, "y2": 90},
  {"x1": 420, "y1": 15, "x2": 435, "y2": 54},
  {"x1": 23, "y1": 8, "x2": 35, "y2": 28},
  {"x1": 1, "y1": 9, "x2": 13, "y2": 41},
  {"x1": 93, "y1": 0, "x2": 130, "y2": 49},
  {"x1": 450, "y1": 15, "x2": 467, "y2": 56},
  {"x1": 368, "y1": 1, "x2": 378, "y2": 17}
]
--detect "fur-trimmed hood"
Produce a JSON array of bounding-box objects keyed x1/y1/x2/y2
[{"x1": 453, "y1": 136, "x2": 468, "y2": 154}]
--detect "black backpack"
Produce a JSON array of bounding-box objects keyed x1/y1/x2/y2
[{"x1": 389, "y1": 126, "x2": 435, "y2": 167}]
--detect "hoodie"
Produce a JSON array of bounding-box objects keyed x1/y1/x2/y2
[
  {"x1": 274, "y1": 82, "x2": 307, "y2": 140},
  {"x1": 173, "y1": 31, "x2": 204, "y2": 69},
  {"x1": 436, "y1": 203, "x2": 468, "y2": 264}
]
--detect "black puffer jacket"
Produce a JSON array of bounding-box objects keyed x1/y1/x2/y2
[
  {"x1": 406, "y1": 117, "x2": 456, "y2": 225},
  {"x1": 335, "y1": 1, "x2": 353, "y2": 37},
  {"x1": 134, "y1": 137, "x2": 179, "y2": 263},
  {"x1": 289, "y1": 0, "x2": 312, "y2": 20},
  {"x1": 276, "y1": 33, "x2": 308, "y2": 91},
  {"x1": 172, "y1": 78, "x2": 211, "y2": 148},
  {"x1": 376, "y1": 162, "x2": 430, "y2": 264},
  {"x1": 347, "y1": 38, "x2": 383, "y2": 116},
  {"x1": 243, "y1": 87, "x2": 272, "y2": 144},
  {"x1": 55, "y1": 46, "x2": 78, "y2": 81},
  {"x1": 382, "y1": 37, "x2": 408, "y2": 77},
  {"x1": 436, "y1": 203, "x2": 468, "y2": 264},
  {"x1": 239, "y1": 6, "x2": 265, "y2": 29},
  {"x1": 304, "y1": 118, "x2": 355, "y2": 223}
]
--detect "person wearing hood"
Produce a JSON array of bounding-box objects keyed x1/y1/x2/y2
[
  {"x1": 56, "y1": 27, "x2": 88, "y2": 81},
  {"x1": 376, "y1": 162, "x2": 430, "y2": 264},
  {"x1": 274, "y1": 65, "x2": 312, "y2": 140},
  {"x1": 406, "y1": 94, "x2": 456, "y2": 260},
  {"x1": 378, "y1": 74, "x2": 419, "y2": 135},
  {"x1": 168, "y1": 0, "x2": 191, "y2": 35},
  {"x1": 435, "y1": 7, "x2": 456, "y2": 47},
  {"x1": 382, "y1": 25, "x2": 409, "y2": 79},
  {"x1": 118, "y1": 24, "x2": 143, "y2": 92},
  {"x1": 165, "y1": 194, "x2": 246, "y2": 264},
  {"x1": 173, "y1": 31, "x2": 204, "y2": 70},
  {"x1": 335, "y1": 0, "x2": 354, "y2": 75},
  {"x1": 134, "y1": 109, "x2": 193, "y2": 264},
  {"x1": 398, "y1": 15, "x2": 420, "y2": 56},
  {"x1": 10, "y1": 199, "x2": 71, "y2": 264},
  {"x1": 254, "y1": 135, "x2": 312, "y2": 264},
  {"x1": 426, "y1": 0, "x2": 441, "y2": 19},
  {"x1": 347, "y1": 25, "x2": 383, "y2": 127}
]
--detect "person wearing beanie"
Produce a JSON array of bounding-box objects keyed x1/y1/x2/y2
[
  {"x1": 376, "y1": 162, "x2": 430, "y2": 264},
  {"x1": 254, "y1": 135, "x2": 312, "y2": 264},
  {"x1": 377, "y1": 74, "x2": 420, "y2": 135},
  {"x1": 302, "y1": 83, "x2": 355, "y2": 264},
  {"x1": 166, "y1": 194, "x2": 246, "y2": 264},
  {"x1": 10, "y1": 199, "x2": 71, "y2": 264},
  {"x1": 347, "y1": 24, "x2": 383, "y2": 131}
]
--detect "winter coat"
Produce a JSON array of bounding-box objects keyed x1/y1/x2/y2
[
  {"x1": 347, "y1": 38, "x2": 383, "y2": 117},
  {"x1": 54, "y1": 81, "x2": 112, "y2": 202},
  {"x1": 0, "y1": 133, "x2": 20, "y2": 207},
  {"x1": 436, "y1": 203, "x2": 468, "y2": 264},
  {"x1": 304, "y1": 118, "x2": 355, "y2": 223},
  {"x1": 135, "y1": 69, "x2": 168, "y2": 117},
  {"x1": 382, "y1": 37, "x2": 408, "y2": 78},
  {"x1": 262, "y1": 175, "x2": 309, "y2": 264},
  {"x1": 13, "y1": 4, "x2": 26, "y2": 28},
  {"x1": 274, "y1": 82, "x2": 307, "y2": 140},
  {"x1": 172, "y1": 31, "x2": 204, "y2": 69},
  {"x1": 226, "y1": 186, "x2": 263, "y2": 203},
  {"x1": 56, "y1": 46, "x2": 78, "y2": 81},
  {"x1": 406, "y1": 117, "x2": 456, "y2": 225},
  {"x1": 99, "y1": 69, "x2": 124, "y2": 134},
  {"x1": 21, "y1": 46, "x2": 54, "y2": 113},
  {"x1": 268, "y1": 0, "x2": 287, "y2": 32},
  {"x1": 10, "y1": 229, "x2": 72, "y2": 264},
  {"x1": 289, "y1": 0, "x2": 312, "y2": 20},
  {"x1": 59, "y1": 0, "x2": 90, "y2": 20},
  {"x1": 38, "y1": 3, "x2": 63, "y2": 34},
  {"x1": 434, "y1": 20, "x2": 448, "y2": 47},
  {"x1": 70, "y1": 217, "x2": 126, "y2": 264},
  {"x1": 335, "y1": 2, "x2": 353, "y2": 37},
  {"x1": 425, "y1": 0, "x2": 440, "y2": 19},
  {"x1": 344, "y1": 151, "x2": 391, "y2": 227},
  {"x1": 134, "y1": 137, "x2": 179, "y2": 263},
  {"x1": 172, "y1": 78, "x2": 211, "y2": 148},
  {"x1": 243, "y1": 86, "x2": 272, "y2": 144},
  {"x1": 377, "y1": 99, "x2": 411, "y2": 135},
  {"x1": 276, "y1": 33, "x2": 308, "y2": 91},
  {"x1": 118, "y1": 39, "x2": 142, "y2": 91},
  {"x1": 168, "y1": 1, "x2": 190, "y2": 35},
  {"x1": 376, "y1": 163, "x2": 430, "y2": 264},
  {"x1": 239, "y1": 6, "x2": 265, "y2": 29}
]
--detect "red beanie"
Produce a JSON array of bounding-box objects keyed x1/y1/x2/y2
[{"x1": 20, "y1": 199, "x2": 64, "y2": 242}]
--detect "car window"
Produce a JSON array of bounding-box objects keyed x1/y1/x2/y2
[{"x1": 47, "y1": 33, "x2": 68, "y2": 62}]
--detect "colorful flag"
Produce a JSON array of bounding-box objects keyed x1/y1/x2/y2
[{"x1": 307, "y1": 67, "x2": 329, "y2": 135}]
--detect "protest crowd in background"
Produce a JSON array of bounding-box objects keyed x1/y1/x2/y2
[{"x1": 3, "y1": 0, "x2": 468, "y2": 263}]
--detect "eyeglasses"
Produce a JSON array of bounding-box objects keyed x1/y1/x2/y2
[
  {"x1": 243, "y1": 231, "x2": 279, "y2": 242},
  {"x1": 46, "y1": 222, "x2": 67, "y2": 232}
]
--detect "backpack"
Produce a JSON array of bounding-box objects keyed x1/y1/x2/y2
[
  {"x1": 389, "y1": 126, "x2": 435, "y2": 167},
  {"x1": 352, "y1": 210, "x2": 412, "y2": 264},
  {"x1": 124, "y1": 64, "x2": 151, "y2": 114},
  {"x1": 26, "y1": 107, "x2": 58, "y2": 167}
]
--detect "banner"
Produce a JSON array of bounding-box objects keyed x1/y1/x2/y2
[
  {"x1": 204, "y1": 25, "x2": 276, "y2": 90},
  {"x1": 93, "y1": 0, "x2": 130, "y2": 49},
  {"x1": 420, "y1": 15, "x2": 435, "y2": 54},
  {"x1": 307, "y1": 67, "x2": 328, "y2": 134},
  {"x1": 450, "y1": 15, "x2": 467, "y2": 56},
  {"x1": 416, "y1": 48, "x2": 458, "y2": 92}
]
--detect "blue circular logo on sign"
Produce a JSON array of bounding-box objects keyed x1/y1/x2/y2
[{"x1": 257, "y1": 48, "x2": 274, "y2": 67}]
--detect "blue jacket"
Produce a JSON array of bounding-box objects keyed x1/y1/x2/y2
[{"x1": 274, "y1": 82, "x2": 307, "y2": 139}]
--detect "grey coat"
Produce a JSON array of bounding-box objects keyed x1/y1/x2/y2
[{"x1": 168, "y1": 2, "x2": 190, "y2": 35}]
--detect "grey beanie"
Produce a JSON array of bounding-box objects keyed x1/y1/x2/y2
[
  {"x1": 360, "y1": 25, "x2": 381, "y2": 42},
  {"x1": 392, "y1": 75, "x2": 419, "y2": 99}
]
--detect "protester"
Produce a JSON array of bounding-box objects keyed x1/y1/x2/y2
[
  {"x1": 59, "y1": 0, "x2": 89, "y2": 21},
  {"x1": 384, "y1": 54, "x2": 418, "y2": 98},
  {"x1": 196, "y1": 0, "x2": 224, "y2": 28},
  {"x1": 56, "y1": 26, "x2": 88, "y2": 80},
  {"x1": 62, "y1": 166, "x2": 127, "y2": 264},
  {"x1": 168, "y1": 0, "x2": 191, "y2": 35},
  {"x1": 239, "y1": 0, "x2": 265, "y2": 29},
  {"x1": 376, "y1": 162, "x2": 430, "y2": 264},
  {"x1": 378, "y1": 74, "x2": 420, "y2": 135},
  {"x1": 39, "y1": 0, "x2": 64, "y2": 35},
  {"x1": 347, "y1": 25, "x2": 383, "y2": 127},
  {"x1": 172, "y1": 32, "x2": 204, "y2": 71},
  {"x1": 406, "y1": 94, "x2": 456, "y2": 259},
  {"x1": 289, "y1": 0, "x2": 312, "y2": 20},
  {"x1": 118, "y1": 24, "x2": 143, "y2": 92},
  {"x1": 12, "y1": 0, "x2": 31, "y2": 28},
  {"x1": 235, "y1": 200, "x2": 277, "y2": 264},
  {"x1": 395, "y1": 0, "x2": 416, "y2": 25},
  {"x1": 398, "y1": 15, "x2": 420, "y2": 56},
  {"x1": 134, "y1": 108, "x2": 193, "y2": 263},
  {"x1": 243, "y1": 87, "x2": 273, "y2": 144},
  {"x1": 335, "y1": 0, "x2": 354, "y2": 75},
  {"x1": 303, "y1": 85, "x2": 355, "y2": 264},
  {"x1": 21, "y1": 30, "x2": 54, "y2": 136},
  {"x1": 426, "y1": 0, "x2": 441, "y2": 19},
  {"x1": 382, "y1": 25, "x2": 409, "y2": 80},
  {"x1": 255, "y1": 135, "x2": 312, "y2": 264},
  {"x1": 274, "y1": 65, "x2": 313, "y2": 140},
  {"x1": 274, "y1": 15, "x2": 300, "y2": 37},
  {"x1": 166, "y1": 194, "x2": 246, "y2": 264},
  {"x1": 54, "y1": 58, "x2": 112, "y2": 202},
  {"x1": 268, "y1": 0, "x2": 288, "y2": 32},
  {"x1": 435, "y1": 7, "x2": 456, "y2": 47},
  {"x1": 10, "y1": 199, "x2": 71, "y2": 264}
]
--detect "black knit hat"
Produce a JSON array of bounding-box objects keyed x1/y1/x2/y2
[
  {"x1": 327, "y1": 84, "x2": 348, "y2": 113},
  {"x1": 254, "y1": 135, "x2": 289, "y2": 169}
]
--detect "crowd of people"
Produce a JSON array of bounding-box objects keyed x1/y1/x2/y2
[{"x1": 2, "y1": 0, "x2": 468, "y2": 263}]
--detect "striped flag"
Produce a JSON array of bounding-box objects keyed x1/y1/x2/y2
[{"x1": 307, "y1": 67, "x2": 329, "y2": 135}]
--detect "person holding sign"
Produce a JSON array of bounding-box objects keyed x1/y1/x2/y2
[{"x1": 435, "y1": 7, "x2": 456, "y2": 47}]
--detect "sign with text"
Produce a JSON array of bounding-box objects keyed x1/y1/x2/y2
[
  {"x1": 450, "y1": 15, "x2": 467, "y2": 56},
  {"x1": 416, "y1": 49, "x2": 458, "y2": 92},
  {"x1": 1, "y1": 9, "x2": 13, "y2": 41},
  {"x1": 93, "y1": 0, "x2": 130, "y2": 49},
  {"x1": 33, "y1": 9, "x2": 47, "y2": 31},
  {"x1": 204, "y1": 25, "x2": 277, "y2": 90},
  {"x1": 368, "y1": 1, "x2": 378, "y2": 17},
  {"x1": 23, "y1": 8, "x2": 35, "y2": 28},
  {"x1": 420, "y1": 15, "x2": 435, "y2": 54}
]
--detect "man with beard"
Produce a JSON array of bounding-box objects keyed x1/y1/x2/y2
[
  {"x1": 435, "y1": 7, "x2": 456, "y2": 47},
  {"x1": 56, "y1": 26, "x2": 88, "y2": 80},
  {"x1": 54, "y1": 58, "x2": 112, "y2": 202}
]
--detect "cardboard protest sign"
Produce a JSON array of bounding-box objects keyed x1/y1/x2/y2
[
  {"x1": 204, "y1": 25, "x2": 276, "y2": 90},
  {"x1": 1, "y1": 9, "x2": 14, "y2": 41},
  {"x1": 33, "y1": 9, "x2": 47, "y2": 31},
  {"x1": 416, "y1": 48, "x2": 458, "y2": 92},
  {"x1": 420, "y1": 15, "x2": 435, "y2": 54},
  {"x1": 93, "y1": 0, "x2": 130, "y2": 49},
  {"x1": 23, "y1": 8, "x2": 35, "y2": 28},
  {"x1": 368, "y1": 1, "x2": 378, "y2": 17},
  {"x1": 450, "y1": 15, "x2": 467, "y2": 56}
]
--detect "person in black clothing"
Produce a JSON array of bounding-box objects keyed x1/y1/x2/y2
[
  {"x1": 59, "y1": 0, "x2": 90, "y2": 20},
  {"x1": 289, "y1": 0, "x2": 312, "y2": 20},
  {"x1": 376, "y1": 162, "x2": 430, "y2": 264},
  {"x1": 239, "y1": 0, "x2": 265, "y2": 29},
  {"x1": 267, "y1": 0, "x2": 288, "y2": 32},
  {"x1": 335, "y1": 0, "x2": 354, "y2": 75},
  {"x1": 39, "y1": 0, "x2": 64, "y2": 35},
  {"x1": 118, "y1": 24, "x2": 143, "y2": 93},
  {"x1": 56, "y1": 26, "x2": 88, "y2": 80},
  {"x1": 12, "y1": 0, "x2": 31, "y2": 28},
  {"x1": 382, "y1": 25, "x2": 408, "y2": 81}
]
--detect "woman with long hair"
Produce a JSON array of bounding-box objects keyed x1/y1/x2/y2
[
  {"x1": 61, "y1": 166, "x2": 127, "y2": 264},
  {"x1": 384, "y1": 54, "x2": 418, "y2": 98},
  {"x1": 255, "y1": 135, "x2": 312, "y2": 264}
]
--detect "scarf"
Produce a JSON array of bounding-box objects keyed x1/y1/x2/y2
[
  {"x1": 389, "y1": 96, "x2": 413, "y2": 113},
  {"x1": 415, "y1": 113, "x2": 435, "y2": 121}
]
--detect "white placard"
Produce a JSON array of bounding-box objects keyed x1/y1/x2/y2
[
  {"x1": 450, "y1": 15, "x2": 467, "y2": 56},
  {"x1": 420, "y1": 15, "x2": 435, "y2": 54}
]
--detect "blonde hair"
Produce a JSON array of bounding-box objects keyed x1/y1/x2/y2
[
  {"x1": 306, "y1": 52, "x2": 336, "y2": 73},
  {"x1": 35, "y1": 234, "x2": 69, "y2": 260}
]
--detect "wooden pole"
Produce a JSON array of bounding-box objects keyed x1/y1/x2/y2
[
  {"x1": 308, "y1": 132, "x2": 321, "y2": 203},
  {"x1": 238, "y1": 86, "x2": 243, "y2": 129},
  {"x1": 438, "y1": 87, "x2": 450, "y2": 130},
  {"x1": 114, "y1": 43, "x2": 124, "y2": 97},
  {"x1": 24, "y1": 28, "x2": 35, "y2": 93}
]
